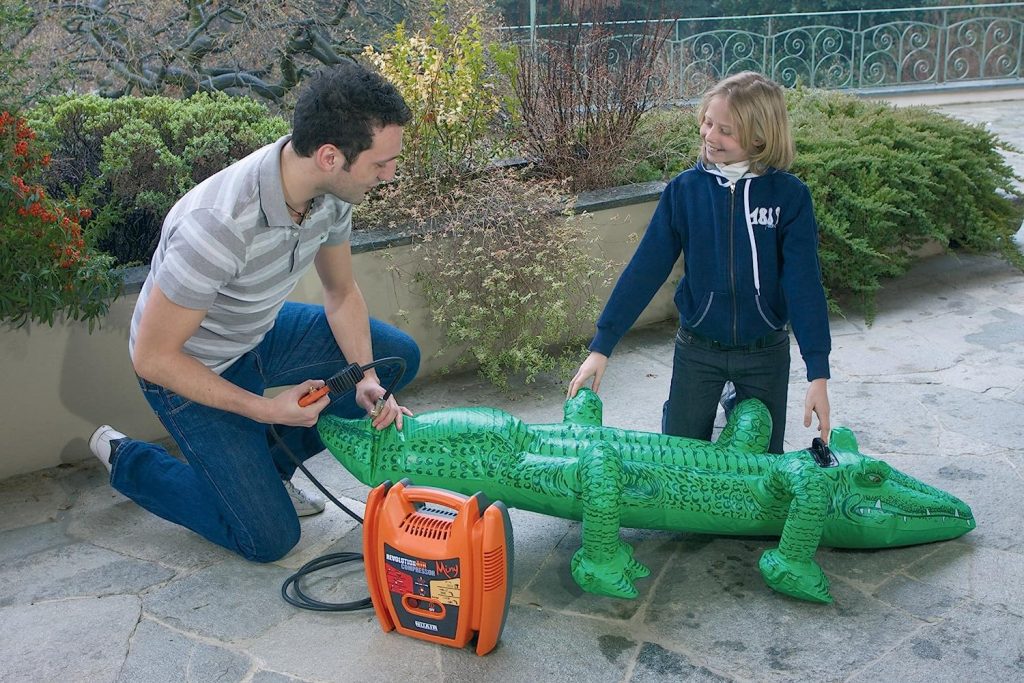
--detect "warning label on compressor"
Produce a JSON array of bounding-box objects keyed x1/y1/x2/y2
[{"x1": 383, "y1": 543, "x2": 461, "y2": 639}]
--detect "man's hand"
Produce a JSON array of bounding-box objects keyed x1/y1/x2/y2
[
  {"x1": 316, "y1": 243, "x2": 412, "y2": 430},
  {"x1": 567, "y1": 352, "x2": 609, "y2": 398},
  {"x1": 260, "y1": 380, "x2": 331, "y2": 427},
  {"x1": 803, "y1": 378, "x2": 831, "y2": 444},
  {"x1": 355, "y1": 375, "x2": 413, "y2": 430}
]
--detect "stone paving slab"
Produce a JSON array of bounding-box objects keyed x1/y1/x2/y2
[
  {"x1": 117, "y1": 618, "x2": 252, "y2": 682},
  {"x1": 848, "y1": 601, "x2": 1024, "y2": 683},
  {"x1": 629, "y1": 643, "x2": 733, "y2": 682},
  {"x1": 905, "y1": 543, "x2": 1024, "y2": 617},
  {"x1": 0, "y1": 468, "x2": 73, "y2": 532},
  {"x1": 251, "y1": 672, "x2": 313, "y2": 683},
  {"x1": 143, "y1": 562, "x2": 298, "y2": 642},
  {"x1": 641, "y1": 545, "x2": 926, "y2": 683},
  {"x1": 0, "y1": 541, "x2": 174, "y2": 608},
  {"x1": 0, "y1": 521, "x2": 72, "y2": 565},
  {"x1": 66, "y1": 485, "x2": 233, "y2": 572},
  {"x1": 870, "y1": 573, "x2": 969, "y2": 623},
  {"x1": 0, "y1": 596, "x2": 141, "y2": 683}
]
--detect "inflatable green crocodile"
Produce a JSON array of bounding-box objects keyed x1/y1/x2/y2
[{"x1": 319, "y1": 389, "x2": 975, "y2": 603}]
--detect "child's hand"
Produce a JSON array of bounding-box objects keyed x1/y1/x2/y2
[
  {"x1": 567, "y1": 352, "x2": 609, "y2": 398},
  {"x1": 803, "y1": 378, "x2": 831, "y2": 443}
]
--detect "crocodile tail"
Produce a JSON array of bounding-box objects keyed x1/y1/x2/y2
[
  {"x1": 716, "y1": 398, "x2": 772, "y2": 453},
  {"x1": 564, "y1": 388, "x2": 603, "y2": 427}
]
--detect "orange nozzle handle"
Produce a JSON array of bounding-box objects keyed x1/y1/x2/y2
[{"x1": 298, "y1": 385, "x2": 329, "y2": 407}]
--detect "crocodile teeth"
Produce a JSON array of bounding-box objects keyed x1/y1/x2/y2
[{"x1": 875, "y1": 499, "x2": 882, "y2": 510}]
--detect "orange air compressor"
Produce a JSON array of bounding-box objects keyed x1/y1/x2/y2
[{"x1": 362, "y1": 479, "x2": 513, "y2": 656}]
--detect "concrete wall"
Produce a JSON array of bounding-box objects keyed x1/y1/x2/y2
[
  {"x1": 0, "y1": 290, "x2": 166, "y2": 480},
  {"x1": 0, "y1": 195, "x2": 677, "y2": 479}
]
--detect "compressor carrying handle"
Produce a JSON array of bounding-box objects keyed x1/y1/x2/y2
[{"x1": 389, "y1": 480, "x2": 489, "y2": 514}]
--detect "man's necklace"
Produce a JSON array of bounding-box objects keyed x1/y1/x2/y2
[{"x1": 286, "y1": 200, "x2": 311, "y2": 224}]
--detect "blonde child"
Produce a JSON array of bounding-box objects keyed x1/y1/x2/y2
[{"x1": 567, "y1": 71, "x2": 831, "y2": 453}]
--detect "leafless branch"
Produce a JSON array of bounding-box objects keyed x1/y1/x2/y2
[
  {"x1": 33, "y1": 0, "x2": 415, "y2": 103},
  {"x1": 512, "y1": 12, "x2": 673, "y2": 190}
]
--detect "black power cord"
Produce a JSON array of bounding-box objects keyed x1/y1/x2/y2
[{"x1": 273, "y1": 357, "x2": 406, "y2": 612}]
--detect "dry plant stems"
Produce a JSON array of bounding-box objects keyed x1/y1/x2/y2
[
  {"x1": 373, "y1": 171, "x2": 612, "y2": 389},
  {"x1": 1, "y1": 2, "x2": 68, "y2": 112},
  {"x1": 508, "y1": 11, "x2": 673, "y2": 191}
]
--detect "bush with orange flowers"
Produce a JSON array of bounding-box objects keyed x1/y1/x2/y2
[{"x1": 0, "y1": 111, "x2": 121, "y2": 328}]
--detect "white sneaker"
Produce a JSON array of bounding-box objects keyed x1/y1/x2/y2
[
  {"x1": 89, "y1": 425, "x2": 128, "y2": 472},
  {"x1": 283, "y1": 479, "x2": 326, "y2": 517}
]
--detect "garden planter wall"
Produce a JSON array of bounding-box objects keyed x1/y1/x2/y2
[
  {"x1": 1, "y1": 189, "x2": 678, "y2": 479},
  {"x1": 0, "y1": 290, "x2": 165, "y2": 480}
]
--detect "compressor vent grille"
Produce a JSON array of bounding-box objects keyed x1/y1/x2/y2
[
  {"x1": 400, "y1": 512, "x2": 453, "y2": 540},
  {"x1": 482, "y1": 546, "x2": 505, "y2": 591}
]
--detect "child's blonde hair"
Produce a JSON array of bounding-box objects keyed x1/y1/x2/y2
[{"x1": 697, "y1": 71, "x2": 794, "y2": 173}]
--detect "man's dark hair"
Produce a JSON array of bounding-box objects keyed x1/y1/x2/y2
[{"x1": 291, "y1": 61, "x2": 412, "y2": 163}]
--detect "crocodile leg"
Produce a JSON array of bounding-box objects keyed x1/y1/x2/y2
[
  {"x1": 569, "y1": 443, "x2": 651, "y2": 599},
  {"x1": 757, "y1": 454, "x2": 833, "y2": 603}
]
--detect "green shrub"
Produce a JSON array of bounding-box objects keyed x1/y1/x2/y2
[
  {"x1": 614, "y1": 106, "x2": 700, "y2": 185},
  {"x1": 28, "y1": 93, "x2": 289, "y2": 265},
  {"x1": 787, "y1": 88, "x2": 1023, "y2": 318},
  {"x1": 502, "y1": 12, "x2": 674, "y2": 192}
]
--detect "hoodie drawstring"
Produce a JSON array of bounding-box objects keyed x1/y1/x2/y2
[{"x1": 743, "y1": 179, "x2": 761, "y2": 297}]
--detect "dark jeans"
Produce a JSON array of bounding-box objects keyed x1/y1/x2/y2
[
  {"x1": 662, "y1": 326, "x2": 790, "y2": 453},
  {"x1": 109, "y1": 302, "x2": 420, "y2": 562}
]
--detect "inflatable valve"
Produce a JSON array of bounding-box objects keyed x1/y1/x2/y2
[{"x1": 810, "y1": 438, "x2": 838, "y2": 467}]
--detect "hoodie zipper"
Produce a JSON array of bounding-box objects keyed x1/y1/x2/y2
[{"x1": 729, "y1": 183, "x2": 737, "y2": 345}]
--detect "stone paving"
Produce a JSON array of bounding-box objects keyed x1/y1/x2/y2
[{"x1": 2, "y1": 99, "x2": 1023, "y2": 682}]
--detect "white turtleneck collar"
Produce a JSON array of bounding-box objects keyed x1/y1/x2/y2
[{"x1": 715, "y1": 160, "x2": 753, "y2": 185}]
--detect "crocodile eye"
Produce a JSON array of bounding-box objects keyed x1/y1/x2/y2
[
  {"x1": 856, "y1": 472, "x2": 883, "y2": 487},
  {"x1": 857, "y1": 461, "x2": 891, "y2": 487}
]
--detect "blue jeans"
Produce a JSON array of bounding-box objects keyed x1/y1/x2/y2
[
  {"x1": 662, "y1": 326, "x2": 790, "y2": 454},
  {"x1": 109, "y1": 302, "x2": 420, "y2": 562}
]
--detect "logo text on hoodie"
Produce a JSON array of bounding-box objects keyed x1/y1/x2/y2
[{"x1": 749, "y1": 206, "x2": 781, "y2": 228}]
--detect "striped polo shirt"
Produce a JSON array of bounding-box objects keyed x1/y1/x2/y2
[{"x1": 129, "y1": 135, "x2": 352, "y2": 374}]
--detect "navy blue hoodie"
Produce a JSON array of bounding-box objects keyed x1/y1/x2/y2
[{"x1": 590, "y1": 160, "x2": 831, "y2": 381}]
